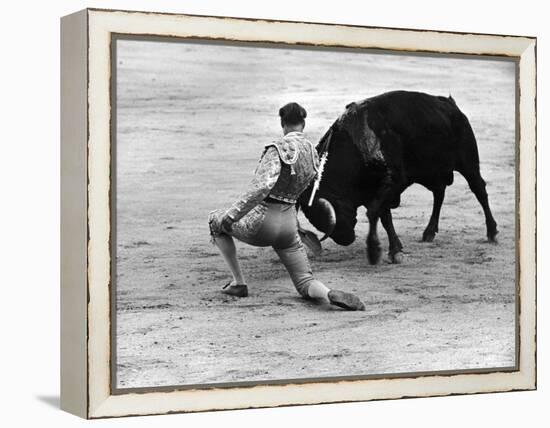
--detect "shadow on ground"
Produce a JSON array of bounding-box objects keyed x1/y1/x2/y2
[{"x1": 36, "y1": 395, "x2": 59, "y2": 409}]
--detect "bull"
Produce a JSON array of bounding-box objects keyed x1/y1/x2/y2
[{"x1": 299, "y1": 90, "x2": 498, "y2": 264}]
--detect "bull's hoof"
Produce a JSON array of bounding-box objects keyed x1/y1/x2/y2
[
  {"x1": 422, "y1": 230, "x2": 436, "y2": 242},
  {"x1": 487, "y1": 227, "x2": 499, "y2": 243},
  {"x1": 366, "y1": 242, "x2": 382, "y2": 265},
  {"x1": 390, "y1": 251, "x2": 404, "y2": 264}
]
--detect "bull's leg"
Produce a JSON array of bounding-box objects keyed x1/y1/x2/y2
[
  {"x1": 365, "y1": 198, "x2": 386, "y2": 265},
  {"x1": 463, "y1": 171, "x2": 498, "y2": 242},
  {"x1": 380, "y1": 209, "x2": 404, "y2": 263},
  {"x1": 365, "y1": 176, "x2": 404, "y2": 265},
  {"x1": 366, "y1": 210, "x2": 381, "y2": 265},
  {"x1": 422, "y1": 186, "x2": 446, "y2": 242}
]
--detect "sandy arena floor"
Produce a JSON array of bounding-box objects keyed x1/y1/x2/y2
[{"x1": 114, "y1": 40, "x2": 517, "y2": 388}]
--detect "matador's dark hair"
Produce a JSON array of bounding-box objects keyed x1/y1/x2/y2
[{"x1": 279, "y1": 102, "x2": 307, "y2": 126}]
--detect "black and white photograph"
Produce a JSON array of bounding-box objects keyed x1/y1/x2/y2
[
  {"x1": 113, "y1": 37, "x2": 517, "y2": 389},
  {"x1": 4, "y1": 0, "x2": 544, "y2": 424}
]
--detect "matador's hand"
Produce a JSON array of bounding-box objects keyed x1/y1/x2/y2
[{"x1": 221, "y1": 214, "x2": 235, "y2": 234}]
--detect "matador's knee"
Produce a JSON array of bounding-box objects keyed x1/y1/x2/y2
[{"x1": 208, "y1": 209, "x2": 226, "y2": 242}]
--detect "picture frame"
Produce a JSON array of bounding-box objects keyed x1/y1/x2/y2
[{"x1": 60, "y1": 8, "x2": 537, "y2": 419}]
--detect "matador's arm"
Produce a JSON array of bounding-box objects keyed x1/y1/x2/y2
[{"x1": 225, "y1": 146, "x2": 282, "y2": 222}]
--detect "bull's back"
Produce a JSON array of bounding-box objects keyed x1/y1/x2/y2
[{"x1": 364, "y1": 91, "x2": 478, "y2": 184}]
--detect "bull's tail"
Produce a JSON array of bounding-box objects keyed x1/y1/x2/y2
[{"x1": 455, "y1": 113, "x2": 481, "y2": 173}]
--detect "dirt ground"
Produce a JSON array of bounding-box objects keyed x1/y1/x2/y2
[{"x1": 114, "y1": 39, "x2": 517, "y2": 388}]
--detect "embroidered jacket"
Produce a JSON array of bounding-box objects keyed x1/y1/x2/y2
[{"x1": 227, "y1": 132, "x2": 319, "y2": 221}]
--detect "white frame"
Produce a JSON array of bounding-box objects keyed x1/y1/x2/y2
[{"x1": 60, "y1": 8, "x2": 537, "y2": 419}]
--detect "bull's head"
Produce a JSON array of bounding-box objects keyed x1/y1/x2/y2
[
  {"x1": 300, "y1": 194, "x2": 357, "y2": 246},
  {"x1": 298, "y1": 118, "x2": 363, "y2": 246}
]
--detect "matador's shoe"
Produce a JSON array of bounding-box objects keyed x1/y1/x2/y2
[
  {"x1": 328, "y1": 290, "x2": 366, "y2": 311},
  {"x1": 221, "y1": 282, "x2": 249, "y2": 297}
]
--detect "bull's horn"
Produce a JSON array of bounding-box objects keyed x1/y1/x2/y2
[{"x1": 316, "y1": 198, "x2": 336, "y2": 236}]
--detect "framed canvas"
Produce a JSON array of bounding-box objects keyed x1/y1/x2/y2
[{"x1": 60, "y1": 8, "x2": 537, "y2": 419}]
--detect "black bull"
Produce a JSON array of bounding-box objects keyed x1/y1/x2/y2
[{"x1": 298, "y1": 90, "x2": 498, "y2": 264}]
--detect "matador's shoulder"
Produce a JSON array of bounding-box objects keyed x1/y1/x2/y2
[{"x1": 264, "y1": 134, "x2": 302, "y2": 165}]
